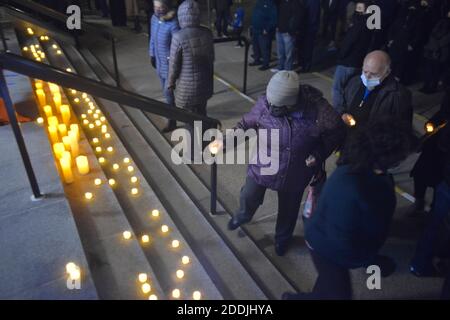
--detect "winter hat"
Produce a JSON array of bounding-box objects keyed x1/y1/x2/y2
[{"x1": 266, "y1": 71, "x2": 300, "y2": 107}]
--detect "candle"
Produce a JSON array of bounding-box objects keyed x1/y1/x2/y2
[
  {"x1": 151, "y1": 209, "x2": 159, "y2": 218},
  {"x1": 123, "y1": 231, "x2": 131, "y2": 240},
  {"x1": 98, "y1": 157, "x2": 105, "y2": 164},
  {"x1": 192, "y1": 291, "x2": 201, "y2": 300},
  {"x1": 53, "y1": 143, "x2": 65, "y2": 159},
  {"x1": 58, "y1": 124, "x2": 67, "y2": 137},
  {"x1": 181, "y1": 256, "x2": 190, "y2": 265},
  {"x1": 108, "y1": 179, "x2": 116, "y2": 186},
  {"x1": 36, "y1": 117, "x2": 44, "y2": 125},
  {"x1": 53, "y1": 94, "x2": 62, "y2": 111},
  {"x1": 76, "y1": 156, "x2": 90, "y2": 175},
  {"x1": 43, "y1": 105, "x2": 53, "y2": 118},
  {"x1": 101, "y1": 125, "x2": 107, "y2": 133},
  {"x1": 138, "y1": 273, "x2": 147, "y2": 283},
  {"x1": 127, "y1": 166, "x2": 134, "y2": 173},
  {"x1": 48, "y1": 126, "x2": 59, "y2": 143},
  {"x1": 130, "y1": 176, "x2": 138, "y2": 184},
  {"x1": 69, "y1": 124, "x2": 79, "y2": 141},
  {"x1": 172, "y1": 240, "x2": 180, "y2": 248},
  {"x1": 176, "y1": 270, "x2": 184, "y2": 279},
  {"x1": 60, "y1": 157, "x2": 74, "y2": 184},
  {"x1": 49, "y1": 83, "x2": 59, "y2": 95},
  {"x1": 35, "y1": 81, "x2": 43, "y2": 90},
  {"x1": 131, "y1": 188, "x2": 139, "y2": 195},
  {"x1": 94, "y1": 178, "x2": 102, "y2": 186},
  {"x1": 68, "y1": 131, "x2": 79, "y2": 157},
  {"x1": 85, "y1": 192, "x2": 93, "y2": 200},
  {"x1": 123, "y1": 158, "x2": 130, "y2": 164},
  {"x1": 27, "y1": 27, "x2": 34, "y2": 35},
  {"x1": 172, "y1": 289, "x2": 181, "y2": 299},
  {"x1": 48, "y1": 116, "x2": 58, "y2": 127},
  {"x1": 60, "y1": 105, "x2": 70, "y2": 125},
  {"x1": 62, "y1": 136, "x2": 71, "y2": 151},
  {"x1": 36, "y1": 89, "x2": 46, "y2": 106},
  {"x1": 148, "y1": 295, "x2": 158, "y2": 300},
  {"x1": 141, "y1": 283, "x2": 151, "y2": 294},
  {"x1": 141, "y1": 235, "x2": 150, "y2": 243},
  {"x1": 62, "y1": 151, "x2": 72, "y2": 167},
  {"x1": 161, "y1": 225, "x2": 169, "y2": 233}
]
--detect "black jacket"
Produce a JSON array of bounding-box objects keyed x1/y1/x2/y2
[
  {"x1": 338, "y1": 14, "x2": 373, "y2": 67},
  {"x1": 277, "y1": 0, "x2": 305, "y2": 35},
  {"x1": 424, "y1": 18, "x2": 450, "y2": 63},
  {"x1": 340, "y1": 74, "x2": 413, "y2": 127}
]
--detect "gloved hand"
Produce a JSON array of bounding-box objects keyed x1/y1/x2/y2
[{"x1": 151, "y1": 56, "x2": 156, "y2": 69}]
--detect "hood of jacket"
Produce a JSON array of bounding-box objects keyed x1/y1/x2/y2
[{"x1": 177, "y1": 0, "x2": 201, "y2": 28}]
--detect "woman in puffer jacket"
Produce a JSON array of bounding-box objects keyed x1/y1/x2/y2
[
  {"x1": 149, "y1": 0, "x2": 179, "y2": 132},
  {"x1": 211, "y1": 71, "x2": 346, "y2": 256}
]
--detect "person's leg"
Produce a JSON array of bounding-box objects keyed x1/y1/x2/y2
[
  {"x1": 442, "y1": 270, "x2": 450, "y2": 300},
  {"x1": 222, "y1": 10, "x2": 230, "y2": 36},
  {"x1": 215, "y1": 11, "x2": 223, "y2": 37},
  {"x1": 410, "y1": 182, "x2": 450, "y2": 276},
  {"x1": 229, "y1": 176, "x2": 267, "y2": 229},
  {"x1": 251, "y1": 31, "x2": 262, "y2": 64},
  {"x1": 259, "y1": 33, "x2": 271, "y2": 69},
  {"x1": 283, "y1": 248, "x2": 352, "y2": 300},
  {"x1": 274, "y1": 189, "x2": 304, "y2": 248},
  {"x1": 160, "y1": 77, "x2": 176, "y2": 131},
  {"x1": 332, "y1": 66, "x2": 359, "y2": 109},
  {"x1": 284, "y1": 33, "x2": 295, "y2": 71},
  {"x1": 413, "y1": 175, "x2": 427, "y2": 210},
  {"x1": 276, "y1": 31, "x2": 286, "y2": 71}
]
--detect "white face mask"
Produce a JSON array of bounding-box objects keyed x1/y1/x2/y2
[{"x1": 361, "y1": 73, "x2": 381, "y2": 90}]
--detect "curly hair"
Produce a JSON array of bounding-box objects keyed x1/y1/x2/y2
[{"x1": 337, "y1": 118, "x2": 415, "y2": 172}]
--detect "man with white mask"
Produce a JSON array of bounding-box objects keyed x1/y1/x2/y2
[{"x1": 337, "y1": 50, "x2": 413, "y2": 129}]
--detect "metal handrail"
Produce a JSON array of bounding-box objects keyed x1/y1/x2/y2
[{"x1": 213, "y1": 35, "x2": 250, "y2": 94}]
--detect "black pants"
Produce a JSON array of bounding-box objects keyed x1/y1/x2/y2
[
  {"x1": 235, "y1": 176, "x2": 304, "y2": 245},
  {"x1": 110, "y1": 0, "x2": 127, "y2": 26},
  {"x1": 414, "y1": 175, "x2": 428, "y2": 200},
  {"x1": 215, "y1": 10, "x2": 229, "y2": 37},
  {"x1": 289, "y1": 248, "x2": 352, "y2": 300}
]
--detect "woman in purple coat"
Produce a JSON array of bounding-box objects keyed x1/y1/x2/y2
[{"x1": 215, "y1": 71, "x2": 345, "y2": 256}]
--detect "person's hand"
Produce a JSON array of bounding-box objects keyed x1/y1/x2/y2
[
  {"x1": 208, "y1": 139, "x2": 223, "y2": 155},
  {"x1": 167, "y1": 84, "x2": 175, "y2": 91},
  {"x1": 341, "y1": 113, "x2": 356, "y2": 127},
  {"x1": 151, "y1": 56, "x2": 156, "y2": 69},
  {"x1": 305, "y1": 155, "x2": 316, "y2": 167}
]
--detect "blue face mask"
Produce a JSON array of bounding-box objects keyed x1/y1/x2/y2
[{"x1": 361, "y1": 73, "x2": 381, "y2": 90}]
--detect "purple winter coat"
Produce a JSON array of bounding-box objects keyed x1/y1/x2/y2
[{"x1": 235, "y1": 85, "x2": 345, "y2": 193}]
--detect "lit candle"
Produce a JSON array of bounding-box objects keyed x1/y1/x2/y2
[
  {"x1": 181, "y1": 256, "x2": 190, "y2": 265},
  {"x1": 130, "y1": 176, "x2": 138, "y2": 184},
  {"x1": 66, "y1": 262, "x2": 77, "y2": 273},
  {"x1": 88, "y1": 124, "x2": 94, "y2": 129},
  {"x1": 426, "y1": 123, "x2": 434, "y2": 133},
  {"x1": 112, "y1": 163, "x2": 119, "y2": 170},
  {"x1": 172, "y1": 240, "x2": 180, "y2": 248},
  {"x1": 69, "y1": 124, "x2": 79, "y2": 141},
  {"x1": 98, "y1": 157, "x2": 105, "y2": 164},
  {"x1": 49, "y1": 83, "x2": 59, "y2": 94},
  {"x1": 35, "y1": 81, "x2": 43, "y2": 90},
  {"x1": 123, "y1": 158, "x2": 130, "y2": 164},
  {"x1": 27, "y1": 27, "x2": 34, "y2": 35},
  {"x1": 101, "y1": 125, "x2": 107, "y2": 133},
  {"x1": 108, "y1": 179, "x2": 116, "y2": 186},
  {"x1": 70, "y1": 89, "x2": 77, "y2": 95},
  {"x1": 172, "y1": 289, "x2": 181, "y2": 299},
  {"x1": 138, "y1": 273, "x2": 147, "y2": 283},
  {"x1": 60, "y1": 157, "x2": 74, "y2": 184},
  {"x1": 82, "y1": 93, "x2": 87, "y2": 99},
  {"x1": 92, "y1": 138, "x2": 99, "y2": 144},
  {"x1": 60, "y1": 105, "x2": 70, "y2": 125},
  {"x1": 52, "y1": 44, "x2": 58, "y2": 49},
  {"x1": 58, "y1": 124, "x2": 67, "y2": 137},
  {"x1": 68, "y1": 131, "x2": 79, "y2": 157},
  {"x1": 176, "y1": 270, "x2": 184, "y2": 279},
  {"x1": 62, "y1": 151, "x2": 72, "y2": 167},
  {"x1": 105, "y1": 133, "x2": 111, "y2": 139},
  {"x1": 131, "y1": 188, "x2": 139, "y2": 195},
  {"x1": 127, "y1": 166, "x2": 134, "y2": 173},
  {"x1": 148, "y1": 294, "x2": 158, "y2": 300},
  {"x1": 161, "y1": 225, "x2": 169, "y2": 233},
  {"x1": 73, "y1": 98, "x2": 80, "y2": 103},
  {"x1": 85, "y1": 192, "x2": 93, "y2": 200},
  {"x1": 93, "y1": 114, "x2": 99, "y2": 119},
  {"x1": 141, "y1": 234, "x2": 150, "y2": 243},
  {"x1": 192, "y1": 291, "x2": 201, "y2": 300},
  {"x1": 53, "y1": 143, "x2": 65, "y2": 159},
  {"x1": 95, "y1": 120, "x2": 101, "y2": 127},
  {"x1": 81, "y1": 114, "x2": 87, "y2": 119},
  {"x1": 151, "y1": 209, "x2": 160, "y2": 218},
  {"x1": 48, "y1": 116, "x2": 58, "y2": 127},
  {"x1": 141, "y1": 283, "x2": 151, "y2": 294},
  {"x1": 43, "y1": 105, "x2": 53, "y2": 118},
  {"x1": 94, "y1": 178, "x2": 102, "y2": 186},
  {"x1": 53, "y1": 94, "x2": 61, "y2": 111},
  {"x1": 62, "y1": 136, "x2": 71, "y2": 151},
  {"x1": 48, "y1": 126, "x2": 59, "y2": 144},
  {"x1": 36, "y1": 117, "x2": 44, "y2": 125},
  {"x1": 36, "y1": 89, "x2": 46, "y2": 106},
  {"x1": 123, "y1": 231, "x2": 132, "y2": 240},
  {"x1": 107, "y1": 146, "x2": 113, "y2": 153},
  {"x1": 56, "y1": 50, "x2": 62, "y2": 55},
  {"x1": 76, "y1": 156, "x2": 90, "y2": 175}
]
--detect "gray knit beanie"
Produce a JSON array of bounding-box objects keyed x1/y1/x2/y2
[{"x1": 266, "y1": 71, "x2": 300, "y2": 107}]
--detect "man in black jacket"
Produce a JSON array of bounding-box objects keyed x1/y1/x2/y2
[
  {"x1": 272, "y1": 0, "x2": 305, "y2": 72},
  {"x1": 332, "y1": 1, "x2": 372, "y2": 109},
  {"x1": 338, "y1": 50, "x2": 413, "y2": 130}
]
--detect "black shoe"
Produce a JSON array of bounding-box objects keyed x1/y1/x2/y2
[
  {"x1": 275, "y1": 242, "x2": 289, "y2": 256},
  {"x1": 249, "y1": 61, "x2": 262, "y2": 66},
  {"x1": 258, "y1": 65, "x2": 270, "y2": 71},
  {"x1": 228, "y1": 216, "x2": 251, "y2": 230}
]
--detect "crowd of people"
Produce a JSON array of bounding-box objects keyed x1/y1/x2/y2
[{"x1": 28, "y1": 0, "x2": 450, "y2": 300}]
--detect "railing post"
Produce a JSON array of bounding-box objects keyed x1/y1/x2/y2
[
  {"x1": 0, "y1": 22, "x2": 8, "y2": 52},
  {"x1": 210, "y1": 161, "x2": 217, "y2": 215},
  {"x1": 0, "y1": 69, "x2": 43, "y2": 200},
  {"x1": 243, "y1": 37, "x2": 249, "y2": 94},
  {"x1": 111, "y1": 37, "x2": 120, "y2": 88}
]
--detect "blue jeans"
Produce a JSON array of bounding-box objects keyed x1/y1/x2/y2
[
  {"x1": 159, "y1": 76, "x2": 176, "y2": 126},
  {"x1": 252, "y1": 31, "x2": 273, "y2": 68},
  {"x1": 276, "y1": 32, "x2": 295, "y2": 71},
  {"x1": 332, "y1": 65, "x2": 360, "y2": 110},
  {"x1": 411, "y1": 181, "x2": 450, "y2": 274}
]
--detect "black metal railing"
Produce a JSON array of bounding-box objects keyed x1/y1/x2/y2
[
  {"x1": 213, "y1": 35, "x2": 250, "y2": 94},
  {"x1": 0, "y1": 52, "x2": 221, "y2": 213}
]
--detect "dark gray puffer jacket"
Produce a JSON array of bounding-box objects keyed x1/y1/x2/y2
[{"x1": 167, "y1": 0, "x2": 214, "y2": 108}]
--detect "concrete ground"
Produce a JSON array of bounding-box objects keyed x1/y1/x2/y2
[{"x1": 81, "y1": 14, "x2": 446, "y2": 299}]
